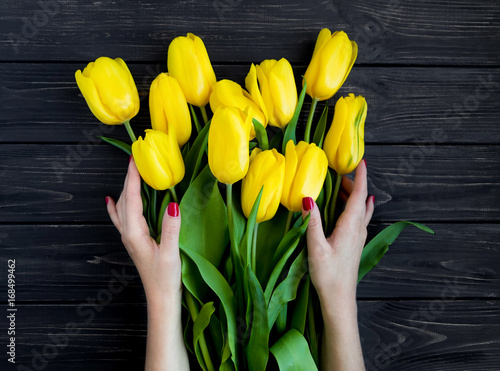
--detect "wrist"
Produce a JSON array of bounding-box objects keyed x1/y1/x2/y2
[{"x1": 319, "y1": 292, "x2": 358, "y2": 323}]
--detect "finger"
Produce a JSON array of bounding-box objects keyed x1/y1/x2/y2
[
  {"x1": 106, "y1": 196, "x2": 122, "y2": 233},
  {"x1": 339, "y1": 189, "x2": 349, "y2": 203},
  {"x1": 301, "y1": 197, "x2": 328, "y2": 251},
  {"x1": 343, "y1": 159, "x2": 368, "y2": 216},
  {"x1": 160, "y1": 202, "x2": 181, "y2": 255},
  {"x1": 365, "y1": 195, "x2": 375, "y2": 226},
  {"x1": 341, "y1": 175, "x2": 354, "y2": 195},
  {"x1": 123, "y1": 157, "x2": 145, "y2": 224}
]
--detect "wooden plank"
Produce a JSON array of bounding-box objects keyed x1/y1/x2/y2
[
  {"x1": 1, "y1": 63, "x2": 499, "y2": 144},
  {"x1": 0, "y1": 0, "x2": 498, "y2": 65},
  {"x1": 0, "y1": 301, "x2": 497, "y2": 370},
  {"x1": 1, "y1": 144, "x2": 498, "y2": 222},
  {"x1": 0, "y1": 223, "x2": 498, "y2": 302}
]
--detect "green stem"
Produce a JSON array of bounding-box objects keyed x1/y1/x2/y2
[
  {"x1": 226, "y1": 184, "x2": 238, "y2": 260},
  {"x1": 284, "y1": 210, "x2": 294, "y2": 237},
  {"x1": 304, "y1": 98, "x2": 319, "y2": 143},
  {"x1": 250, "y1": 223, "x2": 259, "y2": 272},
  {"x1": 307, "y1": 291, "x2": 319, "y2": 366},
  {"x1": 169, "y1": 187, "x2": 179, "y2": 204},
  {"x1": 328, "y1": 172, "x2": 342, "y2": 234},
  {"x1": 189, "y1": 104, "x2": 202, "y2": 134},
  {"x1": 185, "y1": 291, "x2": 215, "y2": 371},
  {"x1": 123, "y1": 120, "x2": 137, "y2": 142},
  {"x1": 200, "y1": 105, "x2": 209, "y2": 124}
]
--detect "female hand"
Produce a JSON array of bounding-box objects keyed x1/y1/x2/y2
[
  {"x1": 302, "y1": 159, "x2": 374, "y2": 307},
  {"x1": 105, "y1": 157, "x2": 183, "y2": 306}
]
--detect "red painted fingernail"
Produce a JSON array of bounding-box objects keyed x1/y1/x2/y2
[
  {"x1": 302, "y1": 197, "x2": 314, "y2": 212},
  {"x1": 129, "y1": 155, "x2": 133, "y2": 163},
  {"x1": 105, "y1": 196, "x2": 109, "y2": 205},
  {"x1": 362, "y1": 158, "x2": 367, "y2": 167},
  {"x1": 167, "y1": 202, "x2": 179, "y2": 217},
  {"x1": 369, "y1": 195, "x2": 375, "y2": 204}
]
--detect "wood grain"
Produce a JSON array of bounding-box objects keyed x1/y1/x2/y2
[
  {"x1": 0, "y1": 223, "x2": 498, "y2": 302},
  {"x1": 1, "y1": 63, "x2": 499, "y2": 144},
  {"x1": 0, "y1": 0, "x2": 498, "y2": 65},
  {"x1": 3, "y1": 301, "x2": 498, "y2": 370},
  {"x1": 0, "y1": 144, "x2": 498, "y2": 222}
]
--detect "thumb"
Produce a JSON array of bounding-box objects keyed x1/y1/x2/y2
[
  {"x1": 160, "y1": 202, "x2": 181, "y2": 253},
  {"x1": 301, "y1": 197, "x2": 327, "y2": 249}
]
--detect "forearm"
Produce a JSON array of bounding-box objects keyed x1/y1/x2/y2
[
  {"x1": 319, "y1": 296, "x2": 365, "y2": 371},
  {"x1": 145, "y1": 296, "x2": 190, "y2": 371}
]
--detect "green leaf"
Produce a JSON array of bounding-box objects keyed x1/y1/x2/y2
[
  {"x1": 180, "y1": 165, "x2": 228, "y2": 269},
  {"x1": 255, "y1": 206, "x2": 288, "y2": 284},
  {"x1": 99, "y1": 136, "x2": 131, "y2": 155},
  {"x1": 270, "y1": 130, "x2": 283, "y2": 151},
  {"x1": 270, "y1": 329, "x2": 318, "y2": 371},
  {"x1": 252, "y1": 119, "x2": 269, "y2": 151},
  {"x1": 240, "y1": 187, "x2": 263, "y2": 268},
  {"x1": 290, "y1": 275, "x2": 309, "y2": 335},
  {"x1": 193, "y1": 302, "x2": 216, "y2": 371},
  {"x1": 268, "y1": 248, "x2": 308, "y2": 329},
  {"x1": 322, "y1": 169, "x2": 333, "y2": 231},
  {"x1": 249, "y1": 141, "x2": 258, "y2": 150},
  {"x1": 313, "y1": 105, "x2": 328, "y2": 148},
  {"x1": 358, "y1": 221, "x2": 435, "y2": 283},
  {"x1": 179, "y1": 247, "x2": 239, "y2": 368},
  {"x1": 177, "y1": 119, "x2": 211, "y2": 196},
  {"x1": 156, "y1": 190, "x2": 171, "y2": 236},
  {"x1": 245, "y1": 266, "x2": 269, "y2": 371},
  {"x1": 282, "y1": 80, "x2": 307, "y2": 153},
  {"x1": 149, "y1": 189, "x2": 158, "y2": 235}
]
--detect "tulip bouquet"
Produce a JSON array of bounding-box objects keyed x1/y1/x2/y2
[{"x1": 75, "y1": 30, "x2": 433, "y2": 370}]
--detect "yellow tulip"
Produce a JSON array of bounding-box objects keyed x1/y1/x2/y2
[
  {"x1": 209, "y1": 79, "x2": 267, "y2": 139},
  {"x1": 131, "y1": 129, "x2": 185, "y2": 191},
  {"x1": 167, "y1": 33, "x2": 216, "y2": 107},
  {"x1": 241, "y1": 148, "x2": 285, "y2": 223},
  {"x1": 149, "y1": 73, "x2": 191, "y2": 147},
  {"x1": 281, "y1": 140, "x2": 328, "y2": 212},
  {"x1": 303, "y1": 29, "x2": 357, "y2": 101},
  {"x1": 75, "y1": 57, "x2": 139, "y2": 125},
  {"x1": 324, "y1": 94, "x2": 367, "y2": 175},
  {"x1": 245, "y1": 58, "x2": 297, "y2": 129},
  {"x1": 208, "y1": 106, "x2": 252, "y2": 184}
]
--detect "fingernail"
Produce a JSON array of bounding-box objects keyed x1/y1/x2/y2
[
  {"x1": 302, "y1": 197, "x2": 314, "y2": 212},
  {"x1": 167, "y1": 202, "x2": 179, "y2": 217},
  {"x1": 129, "y1": 155, "x2": 133, "y2": 163},
  {"x1": 105, "y1": 196, "x2": 109, "y2": 205},
  {"x1": 362, "y1": 158, "x2": 367, "y2": 167},
  {"x1": 369, "y1": 195, "x2": 375, "y2": 204}
]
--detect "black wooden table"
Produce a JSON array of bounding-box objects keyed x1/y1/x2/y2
[{"x1": 1, "y1": 1, "x2": 499, "y2": 370}]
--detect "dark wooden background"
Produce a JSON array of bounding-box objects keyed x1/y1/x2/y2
[{"x1": 1, "y1": 0, "x2": 499, "y2": 370}]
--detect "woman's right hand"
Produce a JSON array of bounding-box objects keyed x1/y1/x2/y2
[{"x1": 302, "y1": 159, "x2": 374, "y2": 307}]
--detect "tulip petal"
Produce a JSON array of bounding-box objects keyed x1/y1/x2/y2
[
  {"x1": 245, "y1": 64, "x2": 268, "y2": 123},
  {"x1": 281, "y1": 140, "x2": 298, "y2": 211},
  {"x1": 75, "y1": 69, "x2": 122, "y2": 125},
  {"x1": 132, "y1": 137, "x2": 173, "y2": 190},
  {"x1": 88, "y1": 57, "x2": 139, "y2": 122},
  {"x1": 269, "y1": 58, "x2": 297, "y2": 127},
  {"x1": 324, "y1": 97, "x2": 347, "y2": 171}
]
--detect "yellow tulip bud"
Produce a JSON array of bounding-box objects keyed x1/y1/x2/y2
[
  {"x1": 208, "y1": 106, "x2": 252, "y2": 184},
  {"x1": 75, "y1": 57, "x2": 139, "y2": 125},
  {"x1": 245, "y1": 58, "x2": 297, "y2": 129},
  {"x1": 324, "y1": 94, "x2": 367, "y2": 175},
  {"x1": 149, "y1": 73, "x2": 192, "y2": 147},
  {"x1": 241, "y1": 148, "x2": 285, "y2": 223},
  {"x1": 281, "y1": 140, "x2": 328, "y2": 212},
  {"x1": 303, "y1": 29, "x2": 358, "y2": 101},
  {"x1": 209, "y1": 79, "x2": 267, "y2": 139},
  {"x1": 131, "y1": 129, "x2": 185, "y2": 191},
  {"x1": 167, "y1": 33, "x2": 216, "y2": 107}
]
